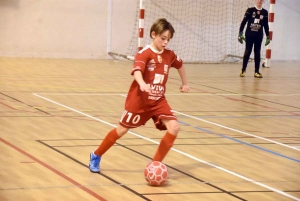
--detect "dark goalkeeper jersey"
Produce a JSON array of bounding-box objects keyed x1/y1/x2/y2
[{"x1": 239, "y1": 6, "x2": 269, "y2": 38}]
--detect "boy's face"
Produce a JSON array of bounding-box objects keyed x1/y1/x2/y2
[
  {"x1": 151, "y1": 30, "x2": 171, "y2": 51},
  {"x1": 256, "y1": 0, "x2": 263, "y2": 7}
]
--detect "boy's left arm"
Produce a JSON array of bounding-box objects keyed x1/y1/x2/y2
[
  {"x1": 263, "y1": 10, "x2": 270, "y2": 46},
  {"x1": 177, "y1": 66, "x2": 190, "y2": 93}
]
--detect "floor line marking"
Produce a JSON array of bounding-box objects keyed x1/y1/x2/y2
[
  {"x1": 174, "y1": 110, "x2": 300, "y2": 152},
  {"x1": 0, "y1": 137, "x2": 106, "y2": 201},
  {"x1": 33, "y1": 93, "x2": 300, "y2": 201}
]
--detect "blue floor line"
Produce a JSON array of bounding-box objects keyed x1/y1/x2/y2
[
  {"x1": 178, "y1": 121, "x2": 300, "y2": 163},
  {"x1": 193, "y1": 126, "x2": 300, "y2": 163}
]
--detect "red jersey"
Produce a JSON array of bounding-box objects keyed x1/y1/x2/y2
[{"x1": 125, "y1": 45, "x2": 183, "y2": 113}]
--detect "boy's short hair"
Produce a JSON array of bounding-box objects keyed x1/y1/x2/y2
[{"x1": 150, "y1": 18, "x2": 175, "y2": 39}]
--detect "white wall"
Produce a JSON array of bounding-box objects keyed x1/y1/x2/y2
[
  {"x1": 0, "y1": 0, "x2": 108, "y2": 58},
  {"x1": 110, "y1": 0, "x2": 136, "y2": 56},
  {"x1": 0, "y1": 0, "x2": 299, "y2": 60},
  {"x1": 272, "y1": 0, "x2": 300, "y2": 60}
]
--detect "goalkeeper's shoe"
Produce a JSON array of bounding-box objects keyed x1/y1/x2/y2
[
  {"x1": 240, "y1": 70, "x2": 246, "y2": 77},
  {"x1": 254, "y1": 72, "x2": 263, "y2": 78}
]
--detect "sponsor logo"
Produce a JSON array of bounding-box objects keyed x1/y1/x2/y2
[
  {"x1": 149, "y1": 174, "x2": 155, "y2": 180},
  {"x1": 164, "y1": 64, "x2": 168, "y2": 74},
  {"x1": 153, "y1": 74, "x2": 165, "y2": 84},
  {"x1": 260, "y1": 15, "x2": 264, "y2": 20},
  {"x1": 250, "y1": 23, "x2": 261, "y2": 31},
  {"x1": 147, "y1": 59, "x2": 156, "y2": 71},
  {"x1": 148, "y1": 96, "x2": 161, "y2": 100},
  {"x1": 151, "y1": 85, "x2": 165, "y2": 92},
  {"x1": 254, "y1": 18, "x2": 260, "y2": 24},
  {"x1": 148, "y1": 74, "x2": 165, "y2": 100}
]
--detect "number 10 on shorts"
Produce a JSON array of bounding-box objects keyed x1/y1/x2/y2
[{"x1": 121, "y1": 110, "x2": 141, "y2": 124}]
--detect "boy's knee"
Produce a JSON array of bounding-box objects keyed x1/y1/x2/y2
[
  {"x1": 254, "y1": 51, "x2": 261, "y2": 57},
  {"x1": 168, "y1": 123, "x2": 180, "y2": 135},
  {"x1": 116, "y1": 125, "x2": 129, "y2": 137},
  {"x1": 244, "y1": 50, "x2": 251, "y2": 56}
]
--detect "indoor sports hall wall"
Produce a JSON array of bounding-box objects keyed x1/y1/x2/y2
[
  {"x1": 271, "y1": 0, "x2": 300, "y2": 60},
  {"x1": 0, "y1": 0, "x2": 299, "y2": 61},
  {"x1": 0, "y1": 0, "x2": 111, "y2": 59}
]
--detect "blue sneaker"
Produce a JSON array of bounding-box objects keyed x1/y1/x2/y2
[{"x1": 89, "y1": 152, "x2": 101, "y2": 173}]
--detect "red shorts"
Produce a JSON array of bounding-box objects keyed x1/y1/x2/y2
[{"x1": 119, "y1": 102, "x2": 177, "y2": 130}]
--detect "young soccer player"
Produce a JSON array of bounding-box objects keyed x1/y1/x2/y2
[
  {"x1": 89, "y1": 18, "x2": 190, "y2": 173},
  {"x1": 238, "y1": 0, "x2": 270, "y2": 78}
]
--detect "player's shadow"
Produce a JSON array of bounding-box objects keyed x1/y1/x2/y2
[
  {"x1": 168, "y1": 162, "x2": 215, "y2": 179},
  {"x1": 101, "y1": 168, "x2": 144, "y2": 173},
  {"x1": 146, "y1": 182, "x2": 172, "y2": 187}
]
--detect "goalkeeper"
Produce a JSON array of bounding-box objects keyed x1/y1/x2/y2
[{"x1": 238, "y1": 0, "x2": 270, "y2": 78}]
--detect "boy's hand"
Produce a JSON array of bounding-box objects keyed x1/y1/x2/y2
[
  {"x1": 265, "y1": 36, "x2": 270, "y2": 46},
  {"x1": 180, "y1": 84, "x2": 190, "y2": 93},
  {"x1": 140, "y1": 83, "x2": 150, "y2": 93},
  {"x1": 238, "y1": 32, "x2": 246, "y2": 44}
]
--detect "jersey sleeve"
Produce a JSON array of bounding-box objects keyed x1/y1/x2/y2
[
  {"x1": 171, "y1": 52, "x2": 183, "y2": 69},
  {"x1": 239, "y1": 8, "x2": 251, "y2": 33},
  {"x1": 263, "y1": 9, "x2": 270, "y2": 37},
  {"x1": 131, "y1": 51, "x2": 148, "y2": 75}
]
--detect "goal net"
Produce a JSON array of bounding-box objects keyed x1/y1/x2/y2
[{"x1": 125, "y1": 0, "x2": 270, "y2": 63}]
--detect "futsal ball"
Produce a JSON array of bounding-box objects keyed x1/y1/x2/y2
[{"x1": 144, "y1": 161, "x2": 168, "y2": 186}]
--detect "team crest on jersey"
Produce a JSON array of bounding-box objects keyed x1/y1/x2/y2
[
  {"x1": 252, "y1": 12, "x2": 256, "y2": 18},
  {"x1": 147, "y1": 59, "x2": 156, "y2": 71},
  {"x1": 157, "y1": 55, "x2": 162, "y2": 63},
  {"x1": 164, "y1": 64, "x2": 168, "y2": 74},
  {"x1": 260, "y1": 15, "x2": 264, "y2": 20}
]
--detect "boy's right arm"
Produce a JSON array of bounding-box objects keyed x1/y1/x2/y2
[
  {"x1": 238, "y1": 8, "x2": 250, "y2": 44},
  {"x1": 239, "y1": 8, "x2": 250, "y2": 33},
  {"x1": 133, "y1": 71, "x2": 150, "y2": 93},
  {"x1": 177, "y1": 66, "x2": 189, "y2": 93}
]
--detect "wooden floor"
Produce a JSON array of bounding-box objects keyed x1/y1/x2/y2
[{"x1": 0, "y1": 57, "x2": 299, "y2": 201}]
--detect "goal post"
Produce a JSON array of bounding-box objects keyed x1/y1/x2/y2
[
  {"x1": 110, "y1": 0, "x2": 271, "y2": 64},
  {"x1": 263, "y1": 0, "x2": 275, "y2": 68}
]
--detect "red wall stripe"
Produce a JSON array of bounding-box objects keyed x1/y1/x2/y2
[
  {"x1": 269, "y1": 31, "x2": 273, "y2": 40},
  {"x1": 139, "y1": 28, "x2": 144, "y2": 38},
  {"x1": 139, "y1": 9, "x2": 145, "y2": 19},
  {"x1": 269, "y1": 13, "x2": 274, "y2": 22},
  {"x1": 266, "y1": 49, "x2": 272, "y2": 59}
]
